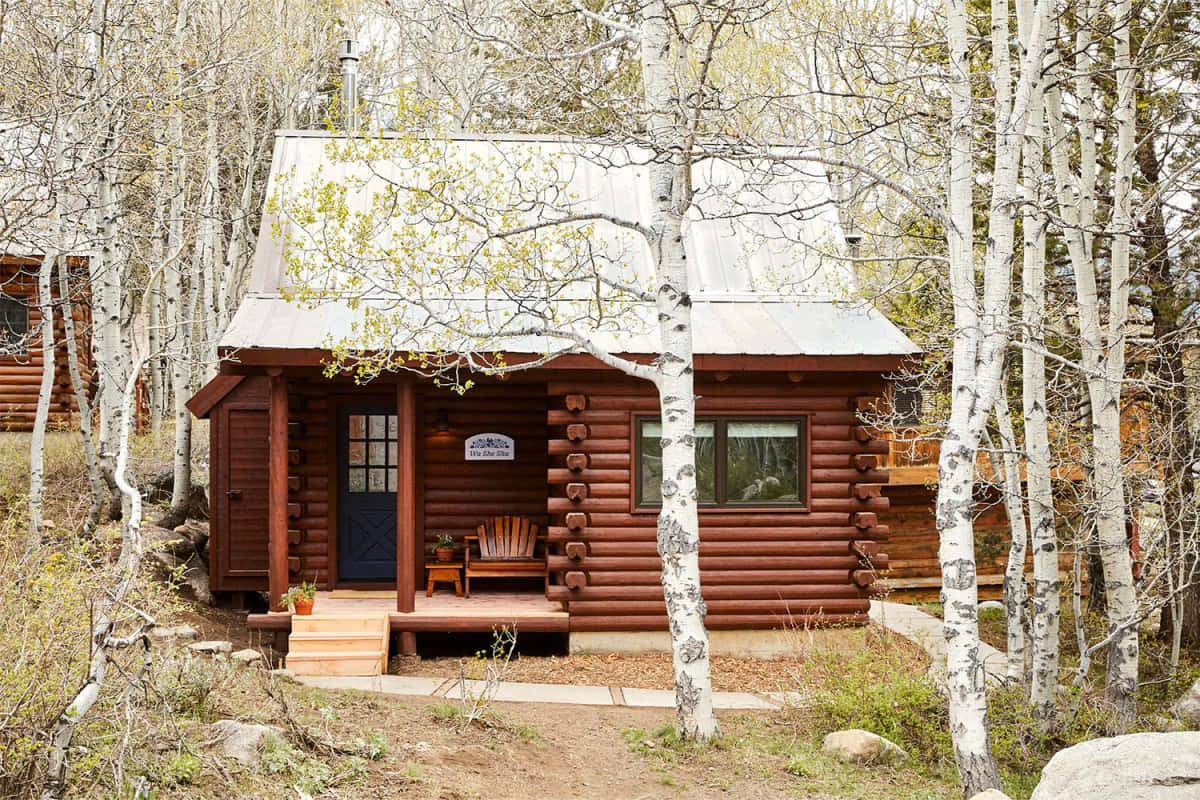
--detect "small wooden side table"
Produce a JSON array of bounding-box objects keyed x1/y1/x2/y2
[{"x1": 425, "y1": 561, "x2": 464, "y2": 597}]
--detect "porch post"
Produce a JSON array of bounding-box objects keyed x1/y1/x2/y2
[
  {"x1": 268, "y1": 368, "x2": 289, "y2": 612},
  {"x1": 396, "y1": 378, "x2": 416, "y2": 613}
]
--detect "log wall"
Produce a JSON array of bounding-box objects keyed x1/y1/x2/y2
[
  {"x1": 545, "y1": 373, "x2": 891, "y2": 631},
  {"x1": 0, "y1": 259, "x2": 92, "y2": 431}
]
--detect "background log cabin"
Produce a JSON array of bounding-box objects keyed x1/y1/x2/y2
[{"x1": 0, "y1": 255, "x2": 91, "y2": 431}]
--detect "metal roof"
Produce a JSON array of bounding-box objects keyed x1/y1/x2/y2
[{"x1": 226, "y1": 131, "x2": 918, "y2": 358}]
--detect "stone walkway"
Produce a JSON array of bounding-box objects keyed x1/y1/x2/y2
[{"x1": 293, "y1": 601, "x2": 1005, "y2": 707}]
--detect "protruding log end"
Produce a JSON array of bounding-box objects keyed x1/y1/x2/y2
[
  {"x1": 565, "y1": 542, "x2": 587, "y2": 560},
  {"x1": 851, "y1": 454, "x2": 878, "y2": 471},
  {"x1": 853, "y1": 512, "x2": 877, "y2": 530},
  {"x1": 852, "y1": 484, "x2": 881, "y2": 501},
  {"x1": 851, "y1": 569, "x2": 876, "y2": 588},
  {"x1": 565, "y1": 453, "x2": 589, "y2": 472},
  {"x1": 854, "y1": 396, "x2": 879, "y2": 412},
  {"x1": 287, "y1": 556, "x2": 301, "y2": 573},
  {"x1": 287, "y1": 502, "x2": 302, "y2": 519},
  {"x1": 566, "y1": 483, "x2": 588, "y2": 502},
  {"x1": 565, "y1": 571, "x2": 586, "y2": 589},
  {"x1": 287, "y1": 529, "x2": 303, "y2": 545},
  {"x1": 851, "y1": 539, "x2": 880, "y2": 559},
  {"x1": 852, "y1": 426, "x2": 875, "y2": 443},
  {"x1": 287, "y1": 476, "x2": 301, "y2": 493},
  {"x1": 566, "y1": 423, "x2": 589, "y2": 442},
  {"x1": 288, "y1": 448, "x2": 303, "y2": 465},
  {"x1": 565, "y1": 394, "x2": 587, "y2": 412},
  {"x1": 565, "y1": 512, "x2": 587, "y2": 531}
]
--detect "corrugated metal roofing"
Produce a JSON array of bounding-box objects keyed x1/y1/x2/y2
[{"x1": 226, "y1": 131, "x2": 918, "y2": 358}]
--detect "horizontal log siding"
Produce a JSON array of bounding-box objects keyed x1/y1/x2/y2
[
  {"x1": 421, "y1": 385, "x2": 549, "y2": 553},
  {"x1": 547, "y1": 375, "x2": 890, "y2": 631},
  {"x1": 0, "y1": 260, "x2": 92, "y2": 431}
]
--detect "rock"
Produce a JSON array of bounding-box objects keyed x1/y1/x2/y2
[
  {"x1": 978, "y1": 600, "x2": 1004, "y2": 613},
  {"x1": 1171, "y1": 676, "x2": 1200, "y2": 727},
  {"x1": 269, "y1": 668, "x2": 295, "y2": 680},
  {"x1": 1030, "y1": 731, "x2": 1200, "y2": 799},
  {"x1": 188, "y1": 640, "x2": 232, "y2": 655},
  {"x1": 149, "y1": 624, "x2": 200, "y2": 641},
  {"x1": 207, "y1": 720, "x2": 283, "y2": 765},
  {"x1": 968, "y1": 791, "x2": 1012, "y2": 800},
  {"x1": 231, "y1": 648, "x2": 265, "y2": 666},
  {"x1": 42, "y1": 519, "x2": 56, "y2": 530},
  {"x1": 146, "y1": 470, "x2": 209, "y2": 520},
  {"x1": 821, "y1": 729, "x2": 908, "y2": 765}
]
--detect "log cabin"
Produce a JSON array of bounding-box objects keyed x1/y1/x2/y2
[
  {"x1": 0, "y1": 255, "x2": 91, "y2": 431},
  {"x1": 188, "y1": 131, "x2": 921, "y2": 662}
]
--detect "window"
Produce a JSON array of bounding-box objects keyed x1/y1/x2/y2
[
  {"x1": 635, "y1": 416, "x2": 807, "y2": 508},
  {"x1": 892, "y1": 385, "x2": 922, "y2": 426},
  {"x1": 346, "y1": 413, "x2": 398, "y2": 493},
  {"x1": 0, "y1": 294, "x2": 28, "y2": 355}
]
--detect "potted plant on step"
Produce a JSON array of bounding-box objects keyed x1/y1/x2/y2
[
  {"x1": 281, "y1": 581, "x2": 316, "y2": 615},
  {"x1": 434, "y1": 533, "x2": 457, "y2": 563}
]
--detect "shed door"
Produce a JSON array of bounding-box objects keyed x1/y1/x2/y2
[
  {"x1": 222, "y1": 408, "x2": 270, "y2": 580},
  {"x1": 338, "y1": 406, "x2": 398, "y2": 582}
]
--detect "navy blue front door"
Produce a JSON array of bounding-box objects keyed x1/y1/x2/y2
[{"x1": 338, "y1": 406, "x2": 398, "y2": 582}]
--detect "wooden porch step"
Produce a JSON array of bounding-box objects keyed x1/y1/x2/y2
[
  {"x1": 285, "y1": 651, "x2": 384, "y2": 676},
  {"x1": 285, "y1": 613, "x2": 389, "y2": 676}
]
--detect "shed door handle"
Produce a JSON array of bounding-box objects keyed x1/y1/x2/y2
[{"x1": 225, "y1": 489, "x2": 242, "y2": 499}]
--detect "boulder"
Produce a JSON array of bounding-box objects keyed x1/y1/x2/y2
[
  {"x1": 1030, "y1": 732, "x2": 1200, "y2": 799},
  {"x1": 149, "y1": 624, "x2": 200, "y2": 641},
  {"x1": 207, "y1": 720, "x2": 283, "y2": 765},
  {"x1": 821, "y1": 729, "x2": 908, "y2": 765},
  {"x1": 968, "y1": 791, "x2": 1011, "y2": 800},
  {"x1": 1171, "y1": 676, "x2": 1200, "y2": 727},
  {"x1": 978, "y1": 600, "x2": 1005, "y2": 613},
  {"x1": 146, "y1": 470, "x2": 209, "y2": 520},
  {"x1": 188, "y1": 640, "x2": 233, "y2": 655},
  {"x1": 231, "y1": 648, "x2": 265, "y2": 667},
  {"x1": 269, "y1": 668, "x2": 295, "y2": 680}
]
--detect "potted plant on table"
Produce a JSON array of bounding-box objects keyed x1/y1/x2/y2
[
  {"x1": 434, "y1": 533, "x2": 457, "y2": 563},
  {"x1": 281, "y1": 581, "x2": 317, "y2": 615}
]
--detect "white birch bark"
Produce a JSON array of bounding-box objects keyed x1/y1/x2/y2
[
  {"x1": 940, "y1": 0, "x2": 1047, "y2": 789},
  {"x1": 640, "y1": 0, "x2": 717, "y2": 741},
  {"x1": 58, "y1": 264, "x2": 105, "y2": 533},
  {"x1": 992, "y1": 390, "x2": 1029, "y2": 684},
  {"x1": 1016, "y1": 0, "x2": 1058, "y2": 722},
  {"x1": 28, "y1": 249, "x2": 57, "y2": 545}
]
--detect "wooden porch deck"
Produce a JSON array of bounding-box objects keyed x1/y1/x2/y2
[{"x1": 248, "y1": 590, "x2": 569, "y2": 635}]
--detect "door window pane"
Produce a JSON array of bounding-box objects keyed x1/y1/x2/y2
[
  {"x1": 387, "y1": 468, "x2": 397, "y2": 493},
  {"x1": 348, "y1": 442, "x2": 365, "y2": 466},
  {"x1": 349, "y1": 415, "x2": 365, "y2": 438},
  {"x1": 726, "y1": 421, "x2": 800, "y2": 502},
  {"x1": 388, "y1": 415, "x2": 398, "y2": 438},
  {"x1": 369, "y1": 441, "x2": 386, "y2": 466},
  {"x1": 369, "y1": 415, "x2": 386, "y2": 438},
  {"x1": 348, "y1": 468, "x2": 366, "y2": 493},
  {"x1": 368, "y1": 468, "x2": 386, "y2": 492}
]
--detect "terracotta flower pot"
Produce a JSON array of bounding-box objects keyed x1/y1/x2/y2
[
  {"x1": 435, "y1": 547, "x2": 454, "y2": 563},
  {"x1": 293, "y1": 597, "x2": 315, "y2": 615}
]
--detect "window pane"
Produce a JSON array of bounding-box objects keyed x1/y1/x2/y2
[
  {"x1": 348, "y1": 468, "x2": 366, "y2": 492},
  {"x1": 368, "y1": 468, "x2": 386, "y2": 492},
  {"x1": 349, "y1": 415, "x2": 365, "y2": 438},
  {"x1": 348, "y1": 441, "x2": 365, "y2": 466},
  {"x1": 388, "y1": 441, "x2": 397, "y2": 465},
  {"x1": 369, "y1": 415, "x2": 386, "y2": 439},
  {"x1": 388, "y1": 415, "x2": 398, "y2": 438},
  {"x1": 726, "y1": 421, "x2": 800, "y2": 503},
  {"x1": 387, "y1": 468, "x2": 397, "y2": 493},
  {"x1": 639, "y1": 420, "x2": 715, "y2": 504},
  {"x1": 369, "y1": 442, "x2": 386, "y2": 466}
]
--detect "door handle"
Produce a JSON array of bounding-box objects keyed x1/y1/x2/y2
[{"x1": 225, "y1": 489, "x2": 243, "y2": 499}]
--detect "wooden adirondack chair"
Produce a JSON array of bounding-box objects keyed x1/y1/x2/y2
[{"x1": 464, "y1": 516, "x2": 548, "y2": 597}]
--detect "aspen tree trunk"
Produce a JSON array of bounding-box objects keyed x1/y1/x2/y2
[
  {"x1": 200, "y1": 35, "x2": 221, "y2": 379},
  {"x1": 28, "y1": 251, "x2": 57, "y2": 545},
  {"x1": 940, "y1": 0, "x2": 1046, "y2": 789},
  {"x1": 992, "y1": 390, "x2": 1029, "y2": 684},
  {"x1": 640, "y1": 0, "x2": 716, "y2": 741},
  {"x1": 40, "y1": 358, "x2": 150, "y2": 800},
  {"x1": 58, "y1": 265, "x2": 105, "y2": 533},
  {"x1": 1015, "y1": 0, "x2": 1058, "y2": 721}
]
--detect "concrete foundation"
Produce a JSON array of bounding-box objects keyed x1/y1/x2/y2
[{"x1": 569, "y1": 627, "x2": 857, "y2": 660}]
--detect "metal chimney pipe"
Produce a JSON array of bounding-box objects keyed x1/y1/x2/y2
[{"x1": 338, "y1": 38, "x2": 360, "y2": 130}]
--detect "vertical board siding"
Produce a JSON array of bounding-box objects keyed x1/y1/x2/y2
[
  {"x1": 209, "y1": 375, "x2": 270, "y2": 591},
  {"x1": 0, "y1": 260, "x2": 93, "y2": 431},
  {"x1": 546, "y1": 375, "x2": 890, "y2": 631}
]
